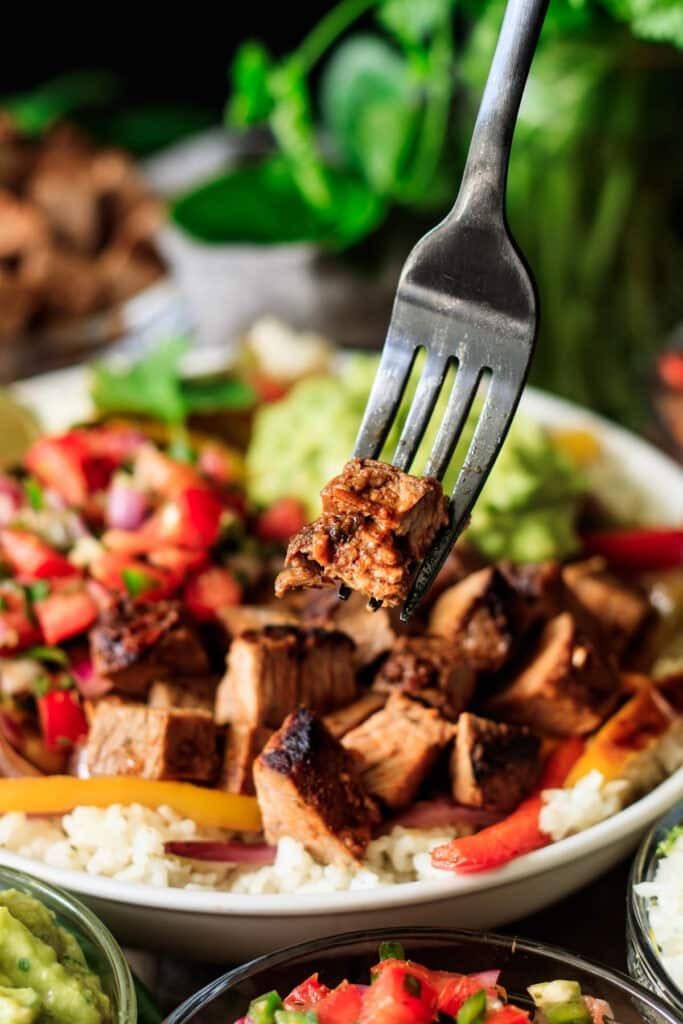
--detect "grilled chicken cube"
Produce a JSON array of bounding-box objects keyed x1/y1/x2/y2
[
  {"x1": 485, "y1": 612, "x2": 622, "y2": 735},
  {"x1": 429, "y1": 564, "x2": 561, "y2": 673},
  {"x1": 452, "y1": 712, "x2": 541, "y2": 813},
  {"x1": 221, "y1": 723, "x2": 273, "y2": 795},
  {"x1": 563, "y1": 558, "x2": 650, "y2": 655},
  {"x1": 90, "y1": 600, "x2": 208, "y2": 695},
  {"x1": 275, "y1": 460, "x2": 448, "y2": 606},
  {"x1": 342, "y1": 692, "x2": 455, "y2": 809},
  {"x1": 86, "y1": 700, "x2": 216, "y2": 781},
  {"x1": 301, "y1": 590, "x2": 396, "y2": 669},
  {"x1": 148, "y1": 676, "x2": 218, "y2": 713},
  {"x1": 254, "y1": 707, "x2": 380, "y2": 865},
  {"x1": 215, "y1": 625, "x2": 356, "y2": 727},
  {"x1": 373, "y1": 636, "x2": 476, "y2": 720},
  {"x1": 324, "y1": 693, "x2": 387, "y2": 739}
]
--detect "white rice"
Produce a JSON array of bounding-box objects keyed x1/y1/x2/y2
[
  {"x1": 635, "y1": 829, "x2": 683, "y2": 991},
  {"x1": 539, "y1": 770, "x2": 629, "y2": 841},
  {"x1": 0, "y1": 806, "x2": 458, "y2": 893}
]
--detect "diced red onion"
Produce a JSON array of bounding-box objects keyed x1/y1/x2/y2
[
  {"x1": 0, "y1": 476, "x2": 23, "y2": 525},
  {"x1": 71, "y1": 657, "x2": 113, "y2": 700},
  {"x1": 469, "y1": 970, "x2": 501, "y2": 990},
  {"x1": 164, "y1": 841, "x2": 276, "y2": 865},
  {"x1": 382, "y1": 799, "x2": 504, "y2": 834},
  {"x1": 106, "y1": 482, "x2": 148, "y2": 531}
]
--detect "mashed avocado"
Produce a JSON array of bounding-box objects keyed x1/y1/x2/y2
[
  {"x1": 247, "y1": 355, "x2": 584, "y2": 562},
  {"x1": 0, "y1": 891, "x2": 110, "y2": 1024}
]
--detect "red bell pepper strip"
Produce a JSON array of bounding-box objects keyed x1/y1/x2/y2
[
  {"x1": 37, "y1": 690, "x2": 89, "y2": 751},
  {"x1": 184, "y1": 567, "x2": 242, "y2": 621},
  {"x1": 0, "y1": 529, "x2": 76, "y2": 580},
  {"x1": 34, "y1": 586, "x2": 98, "y2": 645},
  {"x1": 431, "y1": 737, "x2": 585, "y2": 875},
  {"x1": 582, "y1": 528, "x2": 683, "y2": 572},
  {"x1": 255, "y1": 498, "x2": 307, "y2": 544}
]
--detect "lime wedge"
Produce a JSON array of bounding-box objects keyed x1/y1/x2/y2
[{"x1": 0, "y1": 390, "x2": 41, "y2": 469}]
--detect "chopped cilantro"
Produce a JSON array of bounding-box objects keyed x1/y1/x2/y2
[
  {"x1": 24, "y1": 580, "x2": 50, "y2": 603},
  {"x1": 17, "y1": 958, "x2": 30, "y2": 972},
  {"x1": 23, "y1": 478, "x2": 44, "y2": 511},
  {"x1": 658, "y1": 824, "x2": 683, "y2": 857}
]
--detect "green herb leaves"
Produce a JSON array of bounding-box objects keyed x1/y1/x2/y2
[
  {"x1": 658, "y1": 824, "x2": 683, "y2": 857},
  {"x1": 90, "y1": 338, "x2": 256, "y2": 424}
]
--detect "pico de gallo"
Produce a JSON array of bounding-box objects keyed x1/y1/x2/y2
[{"x1": 232, "y1": 943, "x2": 612, "y2": 1024}]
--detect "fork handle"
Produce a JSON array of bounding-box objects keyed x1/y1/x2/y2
[{"x1": 455, "y1": 0, "x2": 549, "y2": 219}]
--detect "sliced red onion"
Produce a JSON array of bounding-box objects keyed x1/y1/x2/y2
[
  {"x1": 71, "y1": 657, "x2": 113, "y2": 700},
  {"x1": 164, "y1": 841, "x2": 276, "y2": 865},
  {"x1": 0, "y1": 476, "x2": 23, "y2": 525},
  {"x1": 106, "y1": 481, "x2": 148, "y2": 531},
  {"x1": 382, "y1": 799, "x2": 504, "y2": 834}
]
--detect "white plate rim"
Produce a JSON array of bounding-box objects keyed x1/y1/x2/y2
[{"x1": 4, "y1": 365, "x2": 683, "y2": 917}]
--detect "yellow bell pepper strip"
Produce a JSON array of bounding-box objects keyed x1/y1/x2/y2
[
  {"x1": 0, "y1": 777, "x2": 262, "y2": 831},
  {"x1": 565, "y1": 685, "x2": 676, "y2": 786}
]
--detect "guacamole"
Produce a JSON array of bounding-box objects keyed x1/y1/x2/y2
[
  {"x1": 247, "y1": 355, "x2": 584, "y2": 562},
  {"x1": 0, "y1": 891, "x2": 110, "y2": 1024}
]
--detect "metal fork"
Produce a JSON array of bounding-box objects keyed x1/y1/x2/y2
[{"x1": 346, "y1": 0, "x2": 549, "y2": 622}]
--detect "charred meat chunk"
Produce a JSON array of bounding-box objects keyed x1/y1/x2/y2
[
  {"x1": 373, "y1": 635, "x2": 476, "y2": 720},
  {"x1": 452, "y1": 712, "x2": 541, "y2": 813},
  {"x1": 85, "y1": 700, "x2": 216, "y2": 781},
  {"x1": 342, "y1": 692, "x2": 455, "y2": 809},
  {"x1": 221, "y1": 723, "x2": 273, "y2": 795},
  {"x1": 215, "y1": 625, "x2": 356, "y2": 727},
  {"x1": 275, "y1": 460, "x2": 448, "y2": 606},
  {"x1": 301, "y1": 590, "x2": 396, "y2": 669},
  {"x1": 148, "y1": 676, "x2": 218, "y2": 714},
  {"x1": 562, "y1": 558, "x2": 650, "y2": 655},
  {"x1": 90, "y1": 600, "x2": 208, "y2": 695},
  {"x1": 485, "y1": 612, "x2": 622, "y2": 736},
  {"x1": 254, "y1": 707, "x2": 380, "y2": 865}
]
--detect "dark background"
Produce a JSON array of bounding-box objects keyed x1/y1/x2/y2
[{"x1": 0, "y1": 6, "x2": 331, "y2": 110}]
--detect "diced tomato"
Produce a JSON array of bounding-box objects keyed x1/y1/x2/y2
[
  {"x1": 34, "y1": 585, "x2": 98, "y2": 645},
  {"x1": 90, "y1": 552, "x2": 175, "y2": 602},
  {"x1": 430, "y1": 972, "x2": 491, "y2": 1016},
  {"x1": 184, "y1": 567, "x2": 242, "y2": 621},
  {"x1": 431, "y1": 737, "x2": 585, "y2": 874},
  {"x1": 26, "y1": 431, "x2": 122, "y2": 506},
  {"x1": 198, "y1": 445, "x2": 240, "y2": 486},
  {"x1": 250, "y1": 373, "x2": 289, "y2": 404},
  {"x1": 360, "y1": 963, "x2": 437, "y2": 1024},
  {"x1": 486, "y1": 1006, "x2": 531, "y2": 1023},
  {"x1": 148, "y1": 547, "x2": 208, "y2": 578},
  {"x1": 81, "y1": 425, "x2": 145, "y2": 463},
  {"x1": 316, "y1": 982, "x2": 363, "y2": 1024},
  {"x1": 0, "y1": 586, "x2": 40, "y2": 653},
  {"x1": 0, "y1": 528, "x2": 76, "y2": 580},
  {"x1": 101, "y1": 528, "x2": 158, "y2": 556},
  {"x1": 134, "y1": 444, "x2": 203, "y2": 497},
  {"x1": 37, "y1": 689, "x2": 89, "y2": 751},
  {"x1": 658, "y1": 350, "x2": 683, "y2": 390},
  {"x1": 284, "y1": 974, "x2": 331, "y2": 1011},
  {"x1": 254, "y1": 498, "x2": 307, "y2": 544}
]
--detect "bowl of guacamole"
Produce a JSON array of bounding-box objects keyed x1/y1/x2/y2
[{"x1": 0, "y1": 866, "x2": 136, "y2": 1024}]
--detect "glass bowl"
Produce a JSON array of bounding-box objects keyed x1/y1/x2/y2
[
  {"x1": 627, "y1": 801, "x2": 683, "y2": 1015},
  {"x1": 164, "y1": 927, "x2": 679, "y2": 1024},
  {"x1": 0, "y1": 863, "x2": 136, "y2": 1024}
]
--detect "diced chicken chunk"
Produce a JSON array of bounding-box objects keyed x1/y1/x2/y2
[
  {"x1": 324, "y1": 692, "x2": 386, "y2": 739},
  {"x1": 563, "y1": 558, "x2": 650, "y2": 655},
  {"x1": 254, "y1": 707, "x2": 380, "y2": 865},
  {"x1": 85, "y1": 700, "x2": 216, "y2": 781},
  {"x1": 275, "y1": 460, "x2": 448, "y2": 606},
  {"x1": 373, "y1": 635, "x2": 476, "y2": 720},
  {"x1": 452, "y1": 712, "x2": 541, "y2": 813},
  {"x1": 485, "y1": 612, "x2": 622, "y2": 735},
  {"x1": 90, "y1": 600, "x2": 208, "y2": 695},
  {"x1": 148, "y1": 676, "x2": 218, "y2": 713},
  {"x1": 215, "y1": 625, "x2": 356, "y2": 727},
  {"x1": 221, "y1": 723, "x2": 273, "y2": 795},
  {"x1": 342, "y1": 692, "x2": 455, "y2": 809}
]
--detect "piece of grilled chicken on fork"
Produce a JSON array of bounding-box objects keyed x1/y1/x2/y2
[{"x1": 340, "y1": 0, "x2": 549, "y2": 621}]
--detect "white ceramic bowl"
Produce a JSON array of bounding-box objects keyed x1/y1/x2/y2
[{"x1": 4, "y1": 368, "x2": 683, "y2": 962}]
